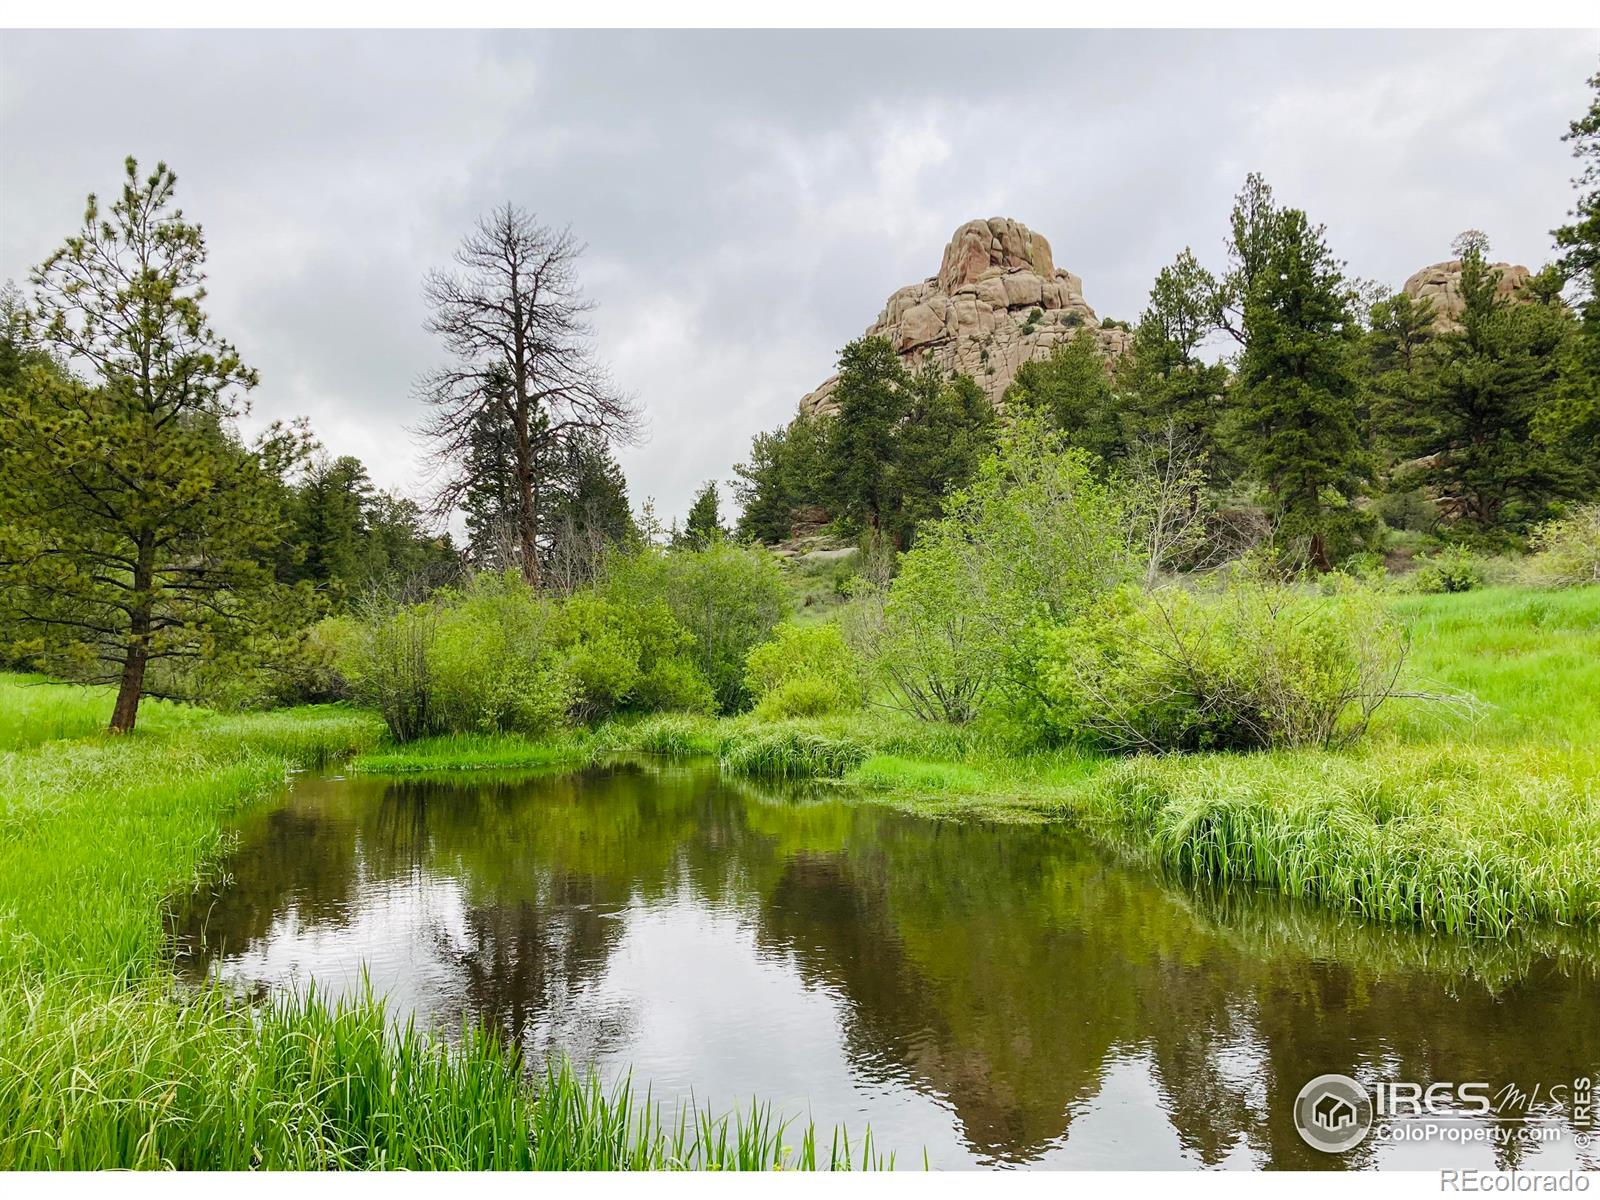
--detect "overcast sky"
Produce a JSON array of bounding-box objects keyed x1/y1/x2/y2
[{"x1": 1, "y1": 29, "x2": 1596, "y2": 527}]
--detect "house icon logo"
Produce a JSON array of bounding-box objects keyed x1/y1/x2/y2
[{"x1": 1295, "y1": 1073, "x2": 1373, "y2": 1153}]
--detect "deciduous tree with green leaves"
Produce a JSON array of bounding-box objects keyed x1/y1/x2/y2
[{"x1": 0, "y1": 158, "x2": 313, "y2": 731}]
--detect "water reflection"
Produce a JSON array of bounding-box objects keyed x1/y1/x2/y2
[{"x1": 169, "y1": 761, "x2": 1600, "y2": 1170}]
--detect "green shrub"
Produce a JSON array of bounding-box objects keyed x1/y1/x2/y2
[
  {"x1": 1526, "y1": 504, "x2": 1600, "y2": 588},
  {"x1": 853, "y1": 416, "x2": 1136, "y2": 723},
  {"x1": 744, "y1": 623, "x2": 865, "y2": 720},
  {"x1": 1412, "y1": 545, "x2": 1484, "y2": 594},
  {"x1": 549, "y1": 593, "x2": 712, "y2": 721},
  {"x1": 606, "y1": 543, "x2": 788, "y2": 713},
  {"x1": 342, "y1": 572, "x2": 572, "y2": 742},
  {"x1": 753, "y1": 676, "x2": 857, "y2": 720},
  {"x1": 1036, "y1": 578, "x2": 1408, "y2": 752}
]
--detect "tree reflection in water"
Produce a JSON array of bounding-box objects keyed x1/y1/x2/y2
[{"x1": 168, "y1": 761, "x2": 1600, "y2": 1170}]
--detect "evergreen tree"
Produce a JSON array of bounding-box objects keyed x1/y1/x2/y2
[
  {"x1": 894, "y1": 363, "x2": 996, "y2": 543},
  {"x1": 824, "y1": 336, "x2": 909, "y2": 537},
  {"x1": 733, "y1": 410, "x2": 832, "y2": 543},
  {"x1": 554, "y1": 437, "x2": 636, "y2": 550},
  {"x1": 459, "y1": 387, "x2": 524, "y2": 568},
  {"x1": 1363, "y1": 289, "x2": 1440, "y2": 457},
  {"x1": 1002, "y1": 330, "x2": 1124, "y2": 464},
  {"x1": 732, "y1": 423, "x2": 796, "y2": 543},
  {"x1": 1231, "y1": 206, "x2": 1372, "y2": 570},
  {"x1": 1541, "y1": 68, "x2": 1600, "y2": 488},
  {"x1": 677, "y1": 481, "x2": 725, "y2": 551},
  {"x1": 364, "y1": 492, "x2": 456, "y2": 590},
  {"x1": 1412, "y1": 241, "x2": 1573, "y2": 535},
  {"x1": 1123, "y1": 249, "x2": 1232, "y2": 471},
  {"x1": 283, "y1": 454, "x2": 374, "y2": 592},
  {"x1": 1218, "y1": 172, "x2": 1280, "y2": 347},
  {"x1": 0, "y1": 158, "x2": 313, "y2": 731}
]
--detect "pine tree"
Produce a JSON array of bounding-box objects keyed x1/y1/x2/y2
[
  {"x1": 677, "y1": 481, "x2": 724, "y2": 551},
  {"x1": 894, "y1": 363, "x2": 995, "y2": 543},
  {"x1": 1414, "y1": 242, "x2": 1573, "y2": 535},
  {"x1": 1541, "y1": 68, "x2": 1600, "y2": 488},
  {"x1": 1364, "y1": 289, "x2": 1440, "y2": 457},
  {"x1": 1123, "y1": 249, "x2": 1232, "y2": 471},
  {"x1": 1002, "y1": 330, "x2": 1124, "y2": 464},
  {"x1": 1231, "y1": 207, "x2": 1372, "y2": 570},
  {"x1": 460, "y1": 396, "x2": 522, "y2": 567},
  {"x1": 283, "y1": 454, "x2": 375, "y2": 593},
  {"x1": 0, "y1": 158, "x2": 313, "y2": 731},
  {"x1": 824, "y1": 336, "x2": 909, "y2": 537}
]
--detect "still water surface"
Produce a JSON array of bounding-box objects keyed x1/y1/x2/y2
[{"x1": 170, "y1": 761, "x2": 1600, "y2": 1170}]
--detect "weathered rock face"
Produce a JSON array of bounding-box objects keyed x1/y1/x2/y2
[
  {"x1": 800, "y1": 217, "x2": 1129, "y2": 417},
  {"x1": 1401, "y1": 259, "x2": 1533, "y2": 331}
]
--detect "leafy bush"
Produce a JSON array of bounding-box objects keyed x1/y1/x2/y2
[
  {"x1": 1526, "y1": 504, "x2": 1600, "y2": 587},
  {"x1": 1035, "y1": 578, "x2": 1407, "y2": 752},
  {"x1": 851, "y1": 417, "x2": 1137, "y2": 723},
  {"x1": 1411, "y1": 545, "x2": 1484, "y2": 594},
  {"x1": 342, "y1": 572, "x2": 571, "y2": 742},
  {"x1": 549, "y1": 593, "x2": 713, "y2": 721},
  {"x1": 607, "y1": 543, "x2": 788, "y2": 713},
  {"x1": 744, "y1": 623, "x2": 865, "y2": 720}
]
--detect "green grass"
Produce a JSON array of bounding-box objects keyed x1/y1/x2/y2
[
  {"x1": 0, "y1": 675, "x2": 876, "y2": 1170},
  {"x1": 350, "y1": 732, "x2": 595, "y2": 775},
  {"x1": 0, "y1": 982, "x2": 885, "y2": 1170}
]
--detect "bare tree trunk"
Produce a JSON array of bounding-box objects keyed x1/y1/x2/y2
[
  {"x1": 515, "y1": 420, "x2": 541, "y2": 587},
  {"x1": 415, "y1": 206, "x2": 641, "y2": 579}
]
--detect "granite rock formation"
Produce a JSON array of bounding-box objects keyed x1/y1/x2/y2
[
  {"x1": 1401, "y1": 258, "x2": 1534, "y2": 332},
  {"x1": 800, "y1": 217, "x2": 1129, "y2": 417}
]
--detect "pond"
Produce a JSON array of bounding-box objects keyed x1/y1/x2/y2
[{"x1": 169, "y1": 760, "x2": 1600, "y2": 1170}]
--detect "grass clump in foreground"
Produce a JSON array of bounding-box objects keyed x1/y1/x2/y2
[
  {"x1": 0, "y1": 674, "x2": 875, "y2": 1170},
  {"x1": 0, "y1": 982, "x2": 884, "y2": 1170}
]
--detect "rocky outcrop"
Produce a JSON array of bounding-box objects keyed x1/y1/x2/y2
[
  {"x1": 800, "y1": 217, "x2": 1129, "y2": 417},
  {"x1": 1401, "y1": 259, "x2": 1533, "y2": 331}
]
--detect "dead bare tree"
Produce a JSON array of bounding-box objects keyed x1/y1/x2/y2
[
  {"x1": 1121, "y1": 420, "x2": 1213, "y2": 589},
  {"x1": 414, "y1": 205, "x2": 642, "y2": 587}
]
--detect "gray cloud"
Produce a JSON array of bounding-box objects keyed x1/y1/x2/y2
[{"x1": 2, "y1": 29, "x2": 1595, "y2": 526}]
